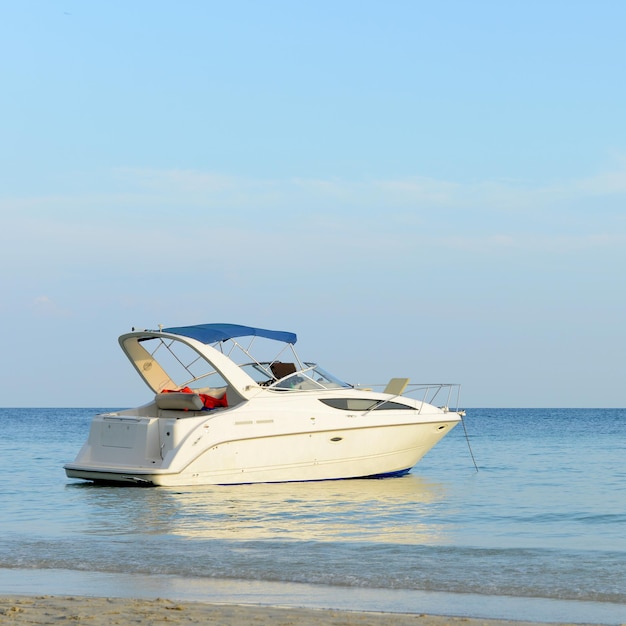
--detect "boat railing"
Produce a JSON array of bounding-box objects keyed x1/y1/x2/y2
[{"x1": 356, "y1": 382, "x2": 463, "y2": 413}]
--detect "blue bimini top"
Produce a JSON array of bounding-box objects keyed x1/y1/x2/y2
[{"x1": 161, "y1": 323, "x2": 297, "y2": 345}]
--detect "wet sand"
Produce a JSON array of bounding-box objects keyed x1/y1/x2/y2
[{"x1": 0, "y1": 595, "x2": 608, "y2": 625}]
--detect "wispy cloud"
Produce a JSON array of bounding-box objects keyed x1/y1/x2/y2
[
  {"x1": 31, "y1": 295, "x2": 71, "y2": 317},
  {"x1": 2, "y1": 163, "x2": 625, "y2": 259},
  {"x1": 439, "y1": 232, "x2": 626, "y2": 253},
  {"x1": 116, "y1": 168, "x2": 238, "y2": 194},
  {"x1": 113, "y1": 161, "x2": 626, "y2": 213},
  {"x1": 575, "y1": 167, "x2": 626, "y2": 195}
]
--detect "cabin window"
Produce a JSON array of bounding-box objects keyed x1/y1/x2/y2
[{"x1": 319, "y1": 398, "x2": 414, "y2": 411}]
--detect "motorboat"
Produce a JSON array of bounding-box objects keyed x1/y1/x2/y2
[{"x1": 64, "y1": 323, "x2": 464, "y2": 486}]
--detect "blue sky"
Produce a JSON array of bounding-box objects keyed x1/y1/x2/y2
[{"x1": 1, "y1": 1, "x2": 625, "y2": 407}]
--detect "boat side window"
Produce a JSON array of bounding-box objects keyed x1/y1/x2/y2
[{"x1": 319, "y1": 398, "x2": 414, "y2": 411}]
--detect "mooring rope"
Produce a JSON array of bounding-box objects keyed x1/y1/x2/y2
[{"x1": 460, "y1": 411, "x2": 479, "y2": 472}]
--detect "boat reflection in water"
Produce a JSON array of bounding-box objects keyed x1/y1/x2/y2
[{"x1": 74, "y1": 473, "x2": 451, "y2": 545}]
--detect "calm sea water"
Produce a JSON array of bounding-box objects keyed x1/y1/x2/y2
[{"x1": 1, "y1": 407, "x2": 625, "y2": 623}]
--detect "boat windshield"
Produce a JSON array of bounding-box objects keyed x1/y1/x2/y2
[{"x1": 240, "y1": 362, "x2": 351, "y2": 390}]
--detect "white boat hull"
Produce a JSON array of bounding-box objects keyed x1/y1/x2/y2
[{"x1": 65, "y1": 409, "x2": 460, "y2": 486}]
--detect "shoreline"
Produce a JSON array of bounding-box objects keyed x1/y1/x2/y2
[
  {"x1": 1, "y1": 569, "x2": 624, "y2": 625},
  {"x1": 0, "y1": 595, "x2": 610, "y2": 626}
]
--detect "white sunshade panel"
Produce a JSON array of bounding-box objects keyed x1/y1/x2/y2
[{"x1": 143, "y1": 336, "x2": 226, "y2": 390}]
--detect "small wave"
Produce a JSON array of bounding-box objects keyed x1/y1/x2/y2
[{"x1": 3, "y1": 538, "x2": 626, "y2": 605}]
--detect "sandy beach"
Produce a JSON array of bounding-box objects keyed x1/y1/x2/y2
[{"x1": 0, "y1": 595, "x2": 610, "y2": 626}]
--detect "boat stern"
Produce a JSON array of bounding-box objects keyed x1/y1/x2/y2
[{"x1": 63, "y1": 408, "x2": 208, "y2": 485}]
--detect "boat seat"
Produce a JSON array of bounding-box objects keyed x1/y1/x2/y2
[
  {"x1": 270, "y1": 362, "x2": 297, "y2": 379},
  {"x1": 155, "y1": 392, "x2": 204, "y2": 411},
  {"x1": 384, "y1": 377, "x2": 410, "y2": 396}
]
